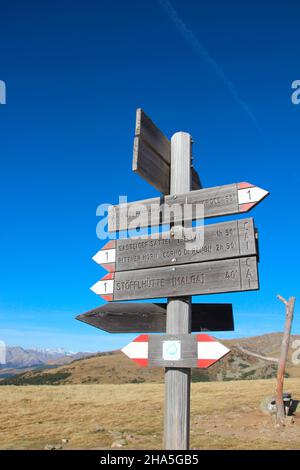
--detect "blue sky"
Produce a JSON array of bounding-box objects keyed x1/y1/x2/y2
[{"x1": 0, "y1": 0, "x2": 299, "y2": 352}]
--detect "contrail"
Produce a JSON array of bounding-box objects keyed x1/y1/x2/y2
[{"x1": 158, "y1": 0, "x2": 259, "y2": 129}]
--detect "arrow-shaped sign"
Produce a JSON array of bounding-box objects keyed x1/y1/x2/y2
[
  {"x1": 121, "y1": 334, "x2": 230, "y2": 368},
  {"x1": 108, "y1": 182, "x2": 269, "y2": 232},
  {"x1": 90, "y1": 256, "x2": 259, "y2": 301},
  {"x1": 76, "y1": 302, "x2": 234, "y2": 333},
  {"x1": 93, "y1": 218, "x2": 257, "y2": 273}
]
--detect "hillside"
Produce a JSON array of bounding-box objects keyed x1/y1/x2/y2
[{"x1": 1, "y1": 333, "x2": 299, "y2": 385}]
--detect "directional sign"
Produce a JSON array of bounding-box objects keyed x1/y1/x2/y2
[
  {"x1": 108, "y1": 182, "x2": 269, "y2": 232},
  {"x1": 133, "y1": 109, "x2": 201, "y2": 194},
  {"x1": 93, "y1": 218, "x2": 257, "y2": 272},
  {"x1": 90, "y1": 256, "x2": 259, "y2": 301},
  {"x1": 76, "y1": 302, "x2": 234, "y2": 333},
  {"x1": 121, "y1": 334, "x2": 230, "y2": 368}
]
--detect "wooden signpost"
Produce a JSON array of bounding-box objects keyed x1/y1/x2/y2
[
  {"x1": 133, "y1": 108, "x2": 201, "y2": 194},
  {"x1": 78, "y1": 108, "x2": 269, "y2": 450},
  {"x1": 108, "y1": 182, "x2": 269, "y2": 233},
  {"x1": 76, "y1": 302, "x2": 234, "y2": 333},
  {"x1": 93, "y1": 218, "x2": 257, "y2": 273},
  {"x1": 121, "y1": 333, "x2": 230, "y2": 368},
  {"x1": 91, "y1": 256, "x2": 259, "y2": 301}
]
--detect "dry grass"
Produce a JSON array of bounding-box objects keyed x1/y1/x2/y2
[{"x1": 0, "y1": 378, "x2": 299, "y2": 450}]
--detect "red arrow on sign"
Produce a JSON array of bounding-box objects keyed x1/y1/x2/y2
[{"x1": 121, "y1": 334, "x2": 230, "y2": 368}]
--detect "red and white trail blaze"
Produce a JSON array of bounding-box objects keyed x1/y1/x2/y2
[
  {"x1": 121, "y1": 334, "x2": 230, "y2": 368},
  {"x1": 237, "y1": 182, "x2": 269, "y2": 213}
]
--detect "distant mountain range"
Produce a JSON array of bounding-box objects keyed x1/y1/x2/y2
[
  {"x1": 0, "y1": 346, "x2": 92, "y2": 378},
  {"x1": 1, "y1": 333, "x2": 300, "y2": 385}
]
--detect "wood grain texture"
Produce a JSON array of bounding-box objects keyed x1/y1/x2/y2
[
  {"x1": 276, "y1": 296, "x2": 296, "y2": 425},
  {"x1": 165, "y1": 367, "x2": 190, "y2": 449},
  {"x1": 76, "y1": 302, "x2": 234, "y2": 333},
  {"x1": 110, "y1": 256, "x2": 259, "y2": 301},
  {"x1": 132, "y1": 109, "x2": 201, "y2": 194},
  {"x1": 135, "y1": 108, "x2": 170, "y2": 164},
  {"x1": 132, "y1": 136, "x2": 170, "y2": 194},
  {"x1": 149, "y1": 335, "x2": 197, "y2": 368},
  {"x1": 165, "y1": 132, "x2": 192, "y2": 451},
  {"x1": 108, "y1": 183, "x2": 240, "y2": 232},
  {"x1": 111, "y1": 218, "x2": 256, "y2": 272}
]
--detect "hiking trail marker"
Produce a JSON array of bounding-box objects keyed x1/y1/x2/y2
[
  {"x1": 90, "y1": 256, "x2": 259, "y2": 302},
  {"x1": 93, "y1": 218, "x2": 257, "y2": 273},
  {"x1": 108, "y1": 182, "x2": 269, "y2": 233},
  {"x1": 78, "y1": 108, "x2": 269, "y2": 450},
  {"x1": 121, "y1": 334, "x2": 230, "y2": 368}
]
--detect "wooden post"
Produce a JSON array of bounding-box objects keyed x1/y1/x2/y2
[
  {"x1": 164, "y1": 132, "x2": 192, "y2": 450},
  {"x1": 276, "y1": 295, "x2": 296, "y2": 426}
]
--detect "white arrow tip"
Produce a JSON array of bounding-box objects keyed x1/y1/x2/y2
[
  {"x1": 121, "y1": 340, "x2": 148, "y2": 359},
  {"x1": 256, "y1": 187, "x2": 269, "y2": 199},
  {"x1": 121, "y1": 343, "x2": 131, "y2": 358},
  {"x1": 90, "y1": 279, "x2": 114, "y2": 295},
  {"x1": 198, "y1": 341, "x2": 230, "y2": 360},
  {"x1": 238, "y1": 186, "x2": 269, "y2": 205},
  {"x1": 92, "y1": 248, "x2": 116, "y2": 265}
]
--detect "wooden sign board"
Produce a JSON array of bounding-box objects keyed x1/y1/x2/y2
[
  {"x1": 76, "y1": 302, "x2": 234, "y2": 333},
  {"x1": 90, "y1": 256, "x2": 259, "y2": 301},
  {"x1": 93, "y1": 218, "x2": 257, "y2": 272},
  {"x1": 121, "y1": 333, "x2": 230, "y2": 368},
  {"x1": 108, "y1": 182, "x2": 269, "y2": 232},
  {"x1": 133, "y1": 109, "x2": 201, "y2": 194}
]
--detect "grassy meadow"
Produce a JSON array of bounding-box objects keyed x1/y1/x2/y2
[{"x1": 0, "y1": 378, "x2": 299, "y2": 450}]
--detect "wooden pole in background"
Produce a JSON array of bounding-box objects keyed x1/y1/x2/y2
[
  {"x1": 164, "y1": 132, "x2": 192, "y2": 450},
  {"x1": 276, "y1": 295, "x2": 296, "y2": 425}
]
